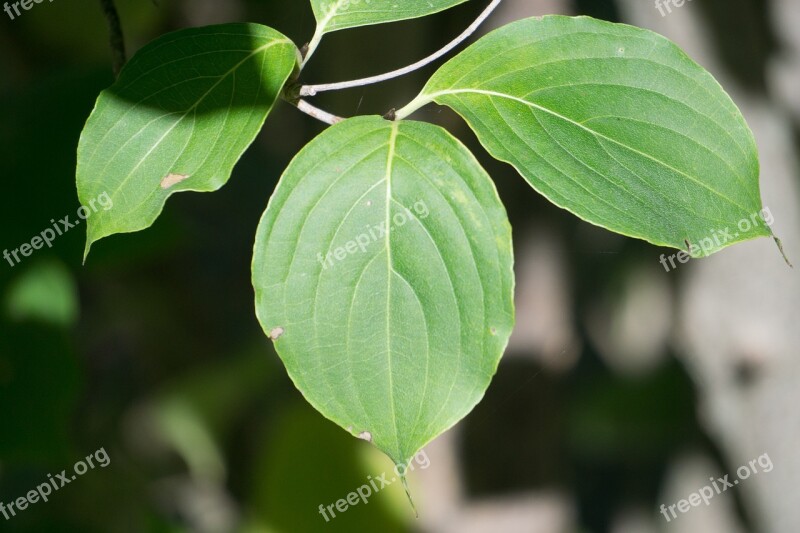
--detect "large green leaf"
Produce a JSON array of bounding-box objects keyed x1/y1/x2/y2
[
  {"x1": 398, "y1": 15, "x2": 771, "y2": 256},
  {"x1": 77, "y1": 23, "x2": 298, "y2": 257},
  {"x1": 252, "y1": 116, "x2": 514, "y2": 467},
  {"x1": 309, "y1": 0, "x2": 467, "y2": 33}
]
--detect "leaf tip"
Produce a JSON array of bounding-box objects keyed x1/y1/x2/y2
[
  {"x1": 399, "y1": 472, "x2": 418, "y2": 517},
  {"x1": 773, "y1": 236, "x2": 793, "y2": 268},
  {"x1": 82, "y1": 237, "x2": 94, "y2": 265}
]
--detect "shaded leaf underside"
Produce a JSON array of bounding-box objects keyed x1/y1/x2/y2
[{"x1": 77, "y1": 23, "x2": 298, "y2": 256}]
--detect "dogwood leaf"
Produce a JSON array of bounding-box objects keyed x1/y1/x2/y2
[
  {"x1": 401, "y1": 15, "x2": 771, "y2": 257},
  {"x1": 252, "y1": 116, "x2": 514, "y2": 467},
  {"x1": 77, "y1": 23, "x2": 298, "y2": 257}
]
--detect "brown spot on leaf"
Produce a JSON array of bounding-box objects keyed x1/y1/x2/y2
[
  {"x1": 269, "y1": 327, "x2": 285, "y2": 340},
  {"x1": 357, "y1": 431, "x2": 372, "y2": 443},
  {"x1": 161, "y1": 173, "x2": 190, "y2": 189}
]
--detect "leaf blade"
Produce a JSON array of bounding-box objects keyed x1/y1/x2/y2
[
  {"x1": 410, "y1": 15, "x2": 770, "y2": 256},
  {"x1": 77, "y1": 23, "x2": 298, "y2": 256},
  {"x1": 310, "y1": 0, "x2": 467, "y2": 33},
  {"x1": 252, "y1": 116, "x2": 514, "y2": 465}
]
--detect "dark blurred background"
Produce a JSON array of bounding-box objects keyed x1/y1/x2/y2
[{"x1": 1, "y1": 0, "x2": 798, "y2": 532}]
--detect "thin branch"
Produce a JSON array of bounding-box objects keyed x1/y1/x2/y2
[
  {"x1": 286, "y1": 98, "x2": 345, "y2": 125},
  {"x1": 99, "y1": 0, "x2": 127, "y2": 77},
  {"x1": 299, "y1": 0, "x2": 503, "y2": 96}
]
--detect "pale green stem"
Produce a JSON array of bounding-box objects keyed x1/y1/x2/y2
[
  {"x1": 301, "y1": 24, "x2": 326, "y2": 70},
  {"x1": 394, "y1": 93, "x2": 435, "y2": 121}
]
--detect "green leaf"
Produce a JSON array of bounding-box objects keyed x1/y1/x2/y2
[
  {"x1": 77, "y1": 23, "x2": 298, "y2": 257},
  {"x1": 309, "y1": 0, "x2": 467, "y2": 33},
  {"x1": 4, "y1": 261, "x2": 79, "y2": 327},
  {"x1": 400, "y1": 15, "x2": 772, "y2": 257},
  {"x1": 252, "y1": 116, "x2": 514, "y2": 467}
]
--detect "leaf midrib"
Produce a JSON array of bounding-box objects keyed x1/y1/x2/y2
[{"x1": 383, "y1": 122, "x2": 401, "y2": 456}]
